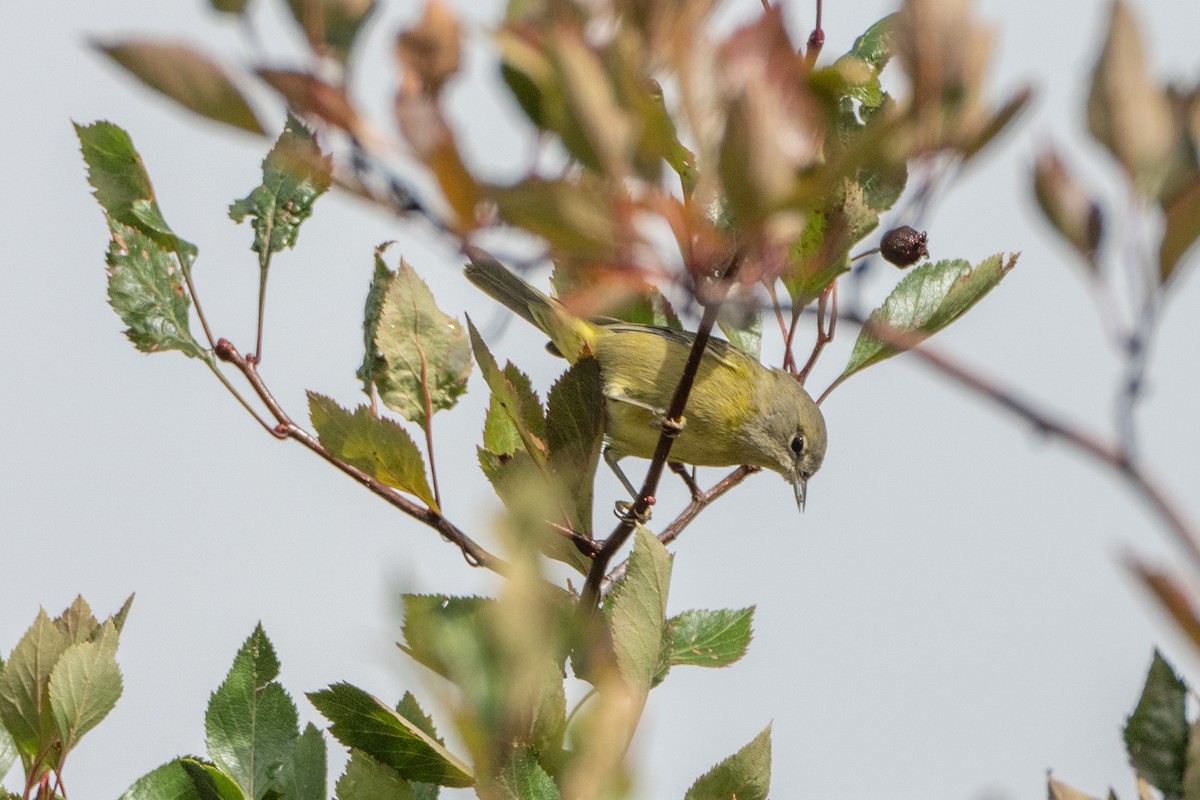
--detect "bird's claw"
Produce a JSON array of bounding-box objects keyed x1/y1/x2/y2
[{"x1": 613, "y1": 499, "x2": 653, "y2": 524}]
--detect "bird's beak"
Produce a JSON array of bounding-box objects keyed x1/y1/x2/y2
[{"x1": 792, "y1": 470, "x2": 808, "y2": 513}]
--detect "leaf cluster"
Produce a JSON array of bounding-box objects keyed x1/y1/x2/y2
[{"x1": 0, "y1": 596, "x2": 132, "y2": 799}]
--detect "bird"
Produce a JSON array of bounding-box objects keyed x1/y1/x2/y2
[{"x1": 464, "y1": 247, "x2": 827, "y2": 511}]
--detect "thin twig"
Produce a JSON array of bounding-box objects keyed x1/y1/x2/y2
[
  {"x1": 213, "y1": 339, "x2": 506, "y2": 572},
  {"x1": 831, "y1": 312, "x2": 1200, "y2": 572},
  {"x1": 797, "y1": 282, "x2": 836, "y2": 384},
  {"x1": 580, "y1": 254, "x2": 745, "y2": 608},
  {"x1": 600, "y1": 466, "x2": 757, "y2": 596}
]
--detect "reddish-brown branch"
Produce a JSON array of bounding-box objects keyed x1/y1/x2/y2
[
  {"x1": 214, "y1": 339, "x2": 506, "y2": 573},
  {"x1": 827, "y1": 313, "x2": 1200, "y2": 572},
  {"x1": 579, "y1": 254, "x2": 745, "y2": 608},
  {"x1": 600, "y1": 465, "x2": 758, "y2": 596}
]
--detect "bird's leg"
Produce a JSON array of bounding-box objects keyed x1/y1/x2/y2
[{"x1": 603, "y1": 445, "x2": 653, "y2": 523}]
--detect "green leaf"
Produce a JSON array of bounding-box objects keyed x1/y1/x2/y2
[
  {"x1": 94, "y1": 41, "x2": 265, "y2": 135},
  {"x1": 716, "y1": 303, "x2": 762, "y2": 360},
  {"x1": 395, "y1": 693, "x2": 441, "y2": 744},
  {"x1": 358, "y1": 254, "x2": 392, "y2": 395},
  {"x1": 229, "y1": 114, "x2": 331, "y2": 259},
  {"x1": 0, "y1": 725, "x2": 17, "y2": 786},
  {"x1": 609, "y1": 526, "x2": 672, "y2": 698},
  {"x1": 54, "y1": 595, "x2": 99, "y2": 645},
  {"x1": 398, "y1": 595, "x2": 494, "y2": 683},
  {"x1": 394, "y1": 694, "x2": 441, "y2": 800},
  {"x1": 182, "y1": 758, "x2": 251, "y2": 800},
  {"x1": 280, "y1": 723, "x2": 327, "y2": 800},
  {"x1": 120, "y1": 759, "x2": 206, "y2": 800},
  {"x1": 1124, "y1": 650, "x2": 1188, "y2": 798},
  {"x1": 545, "y1": 357, "x2": 604, "y2": 538},
  {"x1": 48, "y1": 619, "x2": 123, "y2": 753},
  {"x1": 469, "y1": 319, "x2": 548, "y2": 462},
  {"x1": 0, "y1": 609, "x2": 69, "y2": 764},
  {"x1": 308, "y1": 393, "x2": 437, "y2": 510},
  {"x1": 489, "y1": 746, "x2": 560, "y2": 800},
  {"x1": 76, "y1": 120, "x2": 197, "y2": 260},
  {"x1": 105, "y1": 221, "x2": 205, "y2": 358},
  {"x1": 684, "y1": 724, "x2": 772, "y2": 800},
  {"x1": 847, "y1": 14, "x2": 897, "y2": 74},
  {"x1": 336, "y1": 750, "x2": 417, "y2": 800},
  {"x1": 369, "y1": 254, "x2": 472, "y2": 431},
  {"x1": 668, "y1": 608, "x2": 754, "y2": 669},
  {"x1": 308, "y1": 683, "x2": 473, "y2": 788},
  {"x1": 837, "y1": 253, "x2": 1018, "y2": 384},
  {"x1": 204, "y1": 624, "x2": 300, "y2": 800},
  {"x1": 784, "y1": 179, "x2": 879, "y2": 309}
]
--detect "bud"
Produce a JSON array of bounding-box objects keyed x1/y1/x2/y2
[{"x1": 879, "y1": 225, "x2": 929, "y2": 267}]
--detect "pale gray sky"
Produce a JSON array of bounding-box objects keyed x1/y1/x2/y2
[{"x1": 2, "y1": 1, "x2": 1199, "y2": 798}]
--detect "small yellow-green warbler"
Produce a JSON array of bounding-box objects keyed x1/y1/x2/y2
[{"x1": 465, "y1": 248, "x2": 828, "y2": 511}]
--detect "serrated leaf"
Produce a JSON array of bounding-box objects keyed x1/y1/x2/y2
[
  {"x1": 76, "y1": 121, "x2": 196, "y2": 260},
  {"x1": 95, "y1": 41, "x2": 265, "y2": 135},
  {"x1": 0, "y1": 610, "x2": 69, "y2": 763},
  {"x1": 395, "y1": 693, "x2": 441, "y2": 744},
  {"x1": 370, "y1": 255, "x2": 472, "y2": 431},
  {"x1": 489, "y1": 746, "x2": 559, "y2": 800},
  {"x1": 610, "y1": 526, "x2": 672, "y2": 699},
  {"x1": 336, "y1": 750, "x2": 417, "y2": 800},
  {"x1": 477, "y1": 449, "x2": 592, "y2": 575},
  {"x1": 358, "y1": 254, "x2": 392, "y2": 395},
  {"x1": 182, "y1": 758, "x2": 251, "y2": 800},
  {"x1": 545, "y1": 357, "x2": 603, "y2": 538},
  {"x1": 838, "y1": 254, "x2": 1018, "y2": 383},
  {"x1": 308, "y1": 393, "x2": 437, "y2": 510},
  {"x1": 469, "y1": 319, "x2": 549, "y2": 462},
  {"x1": 398, "y1": 595, "x2": 494, "y2": 683},
  {"x1": 120, "y1": 758, "x2": 206, "y2": 800},
  {"x1": 0, "y1": 726, "x2": 17, "y2": 786},
  {"x1": 48, "y1": 620, "x2": 123, "y2": 753},
  {"x1": 205, "y1": 624, "x2": 299, "y2": 800},
  {"x1": 280, "y1": 724, "x2": 326, "y2": 800},
  {"x1": 784, "y1": 179, "x2": 879, "y2": 309},
  {"x1": 229, "y1": 114, "x2": 331, "y2": 259},
  {"x1": 105, "y1": 221, "x2": 205, "y2": 358},
  {"x1": 668, "y1": 608, "x2": 754, "y2": 669},
  {"x1": 54, "y1": 595, "x2": 98, "y2": 645},
  {"x1": 1124, "y1": 650, "x2": 1188, "y2": 798},
  {"x1": 393, "y1": 696, "x2": 443, "y2": 800},
  {"x1": 308, "y1": 683, "x2": 473, "y2": 788},
  {"x1": 684, "y1": 724, "x2": 772, "y2": 800}
]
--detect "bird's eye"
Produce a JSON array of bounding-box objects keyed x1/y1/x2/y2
[{"x1": 790, "y1": 433, "x2": 804, "y2": 457}]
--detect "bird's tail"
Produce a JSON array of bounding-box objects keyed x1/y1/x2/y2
[{"x1": 463, "y1": 246, "x2": 592, "y2": 360}]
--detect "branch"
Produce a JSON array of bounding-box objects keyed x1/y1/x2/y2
[
  {"x1": 213, "y1": 339, "x2": 507, "y2": 573},
  {"x1": 579, "y1": 254, "x2": 745, "y2": 608},
  {"x1": 600, "y1": 465, "x2": 757, "y2": 597},
  {"x1": 837, "y1": 311, "x2": 1200, "y2": 571}
]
